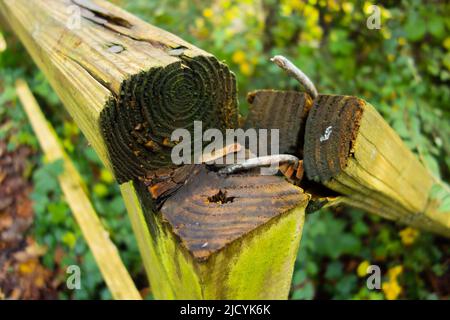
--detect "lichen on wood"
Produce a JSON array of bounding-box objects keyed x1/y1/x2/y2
[{"x1": 303, "y1": 95, "x2": 450, "y2": 236}]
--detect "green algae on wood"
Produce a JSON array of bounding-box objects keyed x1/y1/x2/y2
[{"x1": 123, "y1": 172, "x2": 308, "y2": 299}]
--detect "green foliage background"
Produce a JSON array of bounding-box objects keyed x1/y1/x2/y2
[{"x1": 0, "y1": 0, "x2": 449, "y2": 299}]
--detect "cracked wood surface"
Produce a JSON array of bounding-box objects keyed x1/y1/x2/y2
[
  {"x1": 160, "y1": 165, "x2": 308, "y2": 260},
  {"x1": 245, "y1": 90, "x2": 313, "y2": 156}
]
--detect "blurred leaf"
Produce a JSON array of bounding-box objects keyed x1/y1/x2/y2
[
  {"x1": 292, "y1": 282, "x2": 314, "y2": 300},
  {"x1": 405, "y1": 12, "x2": 426, "y2": 41},
  {"x1": 325, "y1": 261, "x2": 343, "y2": 280}
]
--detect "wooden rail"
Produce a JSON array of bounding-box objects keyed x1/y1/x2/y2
[
  {"x1": 302, "y1": 95, "x2": 450, "y2": 237},
  {"x1": 16, "y1": 79, "x2": 141, "y2": 300},
  {"x1": 246, "y1": 91, "x2": 450, "y2": 237}
]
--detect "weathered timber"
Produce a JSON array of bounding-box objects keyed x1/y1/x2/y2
[
  {"x1": 130, "y1": 167, "x2": 309, "y2": 299},
  {"x1": 245, "y1": 89, "x2": 343, "y2": 212},
  {"x1": 16, "y1": 79, "x2": 141, "y2": 300},
  {"x1": 245, "y1": 90, "x2": 313, "y2": 156},
  {"x1": 1, "y1": 0, "x2": 309, "y2": 299},
  {"x1": 245, "y1": 90, "x2": 450, "y2": 237},
  {"x1": 304, "y1": 95, "x2": 450, "y2": 237}
]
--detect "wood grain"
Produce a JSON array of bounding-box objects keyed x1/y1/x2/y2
[
  {"x1": 160, "y1": 165, "x2": 309, "y2": 260},
  {"x1": 245, "y1": 90, "x2": 313, "y2": 155}
]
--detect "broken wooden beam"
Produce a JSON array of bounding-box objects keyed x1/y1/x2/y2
[
  {"x1": 245, "y1": 90, "x2": 313, "y2": 156},
  {"x1": 246, "y1": 90, "x2": 450, "y2": 237},
  {"x1": 303, "y1": 95, "x2": 450, "y2": 237},
  {"x1": 0, "y1": 0, "x2": 309, "y2": 299}
]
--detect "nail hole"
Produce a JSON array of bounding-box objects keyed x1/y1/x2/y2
[
  {"x1": 207, "y1": 190, "x2": 235, "y2": 204},
  {"x1": 107, "y1": 44, "x2": 125, "y2": 54}
]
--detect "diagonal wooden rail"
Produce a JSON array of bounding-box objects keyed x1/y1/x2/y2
[
  {"x1": 302, "y1": 95, "x2": 450, "y2": 236},
  {"x1": 16, "y1": 78, "x2": 141, "y2": 300}
]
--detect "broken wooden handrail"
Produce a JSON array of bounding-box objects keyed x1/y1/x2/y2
[
  {"x1": 0, "y1": 0, "x2": 309, "y2": 299},
  {"x1": 246, "y1": 90, "x2": 450, "y2": 237},
  {"x1": 303, "y1": 95, "x2": 450, "y2": 237}
]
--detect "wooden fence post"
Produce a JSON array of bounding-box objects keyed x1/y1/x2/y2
[{"x1": 0, "y1": 0, "x2": 309, "y2": 299}]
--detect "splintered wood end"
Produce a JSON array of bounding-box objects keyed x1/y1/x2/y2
[{"x1": 303, "y1": 95, "x2": 364, "y2": 182}]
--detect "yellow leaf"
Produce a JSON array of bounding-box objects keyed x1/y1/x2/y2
[
  {"x1": 93, "y1": 183, "x2": 109, "y2": 197},
  {"x1": 232, "y1": 50, "x2": 246, "y2": 64},
  {"x1": 62, "y1": 232, "x2": 77, "y2": 249},
  {"x1": 388, "y1": 265, "x2": 403, "y2": 280},
  {"x1": 18, "y1": 260, "x2": 38, "y2": 275},
  {"x1": 202, "y1": 8, "x2": 213, "y2": 19},
  {"x1": 444, "y1": 37, "x2": 450, "y2": 50},
  {"x1": 342, "y1": 2, "x2": 353, "y2": 13},
  {"x1": 382, "y1": 280, "x2": 402, "y2": 300},
  {"x1": 399, "y1": 227, "x2": 419, "y2": 246},
  {"x1": 239, "y1": 62, "x2": 252, "y2": 76},
  {"x1": 363, "y1": 2, "x2": 375, "y2": 15},
  {"x1": 100, "y1": 168, "x2": 114, "y2": 184},
  {"x1": 398, "y1": 37, "x2": 407, "y2": 46},
  {"x1": 357, "y1": 260, "x2": 370, "y2": 277},
  {"x1": 34, "y1": 275, "x2": 46, "y2": 288}
]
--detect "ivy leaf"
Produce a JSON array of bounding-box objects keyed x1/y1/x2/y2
[
  {"x1": 404, "y1": 12, "x2": 426, "y2": 41},
  {"x1": 422, "y1": 153, "x2": 440, "y2": 178},
  {"x1": 428, "y1": 16, "x2": 445, "y2": 39},
  {"x1": 291, "y1": 282, "x2": 315, "y2": 300},
  {"x1": 62, "y1": 231, "x2": 77, "y2": 249},
  {"x1": 48, "y1": 202, "x2": 69, "y2": 224},
  {"x1": 325, "y1": 261, "x2": 343, "y2": 280}
]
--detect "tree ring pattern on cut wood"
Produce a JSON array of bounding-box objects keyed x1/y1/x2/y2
[
  {"x1": 100, "y1": 55, "x2": 238, "y2": 184},
  {"x1": 160, "y1": 165, "x2": 309, "y2": 260},
  {"x1": 303, "y1": 95, "x2": 364, "y2": 182},
  {"x1": 245, "y1": 90, "x2": 313, "y2": 156}
]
